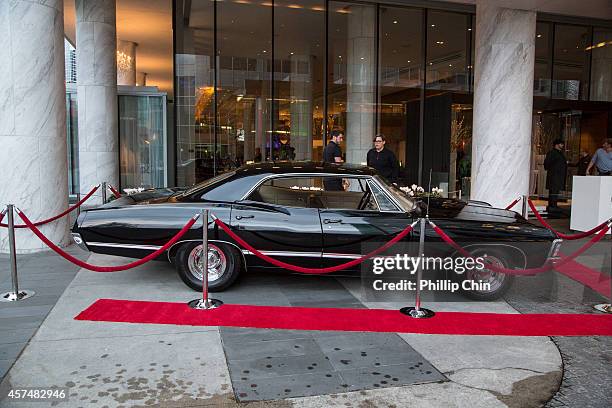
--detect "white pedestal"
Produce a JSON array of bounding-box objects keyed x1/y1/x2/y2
[{"x1": 570, "y1": 176, "x2": 612, "y2": 234}]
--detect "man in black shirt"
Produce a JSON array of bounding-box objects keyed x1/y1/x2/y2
[
  {"x1": 323, "y1": 130, "x2": 344, "y2": 190},
  {"x1": 544, "y1": 138, "x2": 567, "y2": 216},
  {"x1": 367, "y1": 134, "x2": 399, "y2": 182}
]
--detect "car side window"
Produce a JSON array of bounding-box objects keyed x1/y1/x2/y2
[
  {"x1": 319, "y1": 177, "x2": 380, "y2": 211},
  {"x1": 368, "y1": 180, "x2": 401, "y2": 211},
  {"x1": 247, "y1": 177, "x2": 324, "y2": 208}
]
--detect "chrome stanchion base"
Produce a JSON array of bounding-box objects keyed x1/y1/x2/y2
[
  {"x1": 399, "y1": 307, "x2": 435, "y2": 319},
  {"x1": 0, "y1": 290, "x2": 35, "y2": 302},
  {"x1": 593, "y1": 303, "x2": 612, "y2": 314},
  {"x1": 188, "y1": 298, "x2": 224, "y2": 310}
]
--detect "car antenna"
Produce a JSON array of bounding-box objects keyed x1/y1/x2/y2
[{"x1": 426, "y1": 168, "x2": 432, "y2": 218}]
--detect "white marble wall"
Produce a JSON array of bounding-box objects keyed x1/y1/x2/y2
[
  {"x1": 346, "y1": 5, "x2": 376, "y2": 165},
  {"x1": 471, "y1": 1, "x2": 536, "y2": 208},
  {"x1": 0, "y1": 0, "x2": 70, "y2": 253},
  {"x1": 76, "y1": 0, "x2": 119, "y2": 205}
]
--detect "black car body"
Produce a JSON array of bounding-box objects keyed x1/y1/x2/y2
[{"x1": 72, "y1": 162, "x2": 561, "y2": 300}]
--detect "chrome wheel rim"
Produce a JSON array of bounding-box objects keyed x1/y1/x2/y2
[
  {"x1": 466, "y1": 254, "x2": 506, "y2": 293},
  {"x1": 187, "y1": 244, "x2": 227, "y2": 282}
]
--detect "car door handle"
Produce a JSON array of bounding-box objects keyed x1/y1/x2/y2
[
  {"x1": 235, "y1": 215, "x2": 254, "y2": 220},
  {"x1": 323, "y1": 218, "x2": 342, "y2": 224}
]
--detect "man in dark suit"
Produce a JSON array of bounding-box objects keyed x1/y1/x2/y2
[{"x1": 544, "y1": 139, "x2": 567, "y2": 217}]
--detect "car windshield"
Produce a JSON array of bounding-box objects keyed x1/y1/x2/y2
[
  {"x1": 181, "y1": 171, "x2": 236, "y2": 196},
  {"x1": 373, "y1": 176, "x2": 418, "y2": 213}
]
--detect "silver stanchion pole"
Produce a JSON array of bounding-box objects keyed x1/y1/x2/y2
[
  {"x1": 101, "y1": 182, "x2": 108, "y2": 204},
  {"x1": 76, "y1": 192, "x2": 81, "y2": 216},
  {"x1": 188, "y1": 209, "x2": 223, "y2": 310},
  {"x1": 521, "y1": 195, "x2": 528, "y2": 219},
  {"x1": 593, "y1": 220, "x2": 612, "y2": 314},
  {"x1": 400, "y1": 217, "x2": 434, "y2": 318},
  {"x1": 1, "y1": 205, "x2": 35, "y2": 302}
]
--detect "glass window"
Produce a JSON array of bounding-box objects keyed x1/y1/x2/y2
[
  {"x1": 274, "y1": 0, "x2": 325, "y2": 161},
  {"x1": 328, "y1": 2, "x2": 377, "y2": 165},
  {"x1": 590, "y1": 28, "x2": 612, "y2": 102},
  {"x1": 321, "y1": 176, "x2": 379, "y2": 210},
  {"x1": 426, "y1": 11, "x2": 470, "y2": 93},
  {"x1": 378, "y1": 6, "x2": 423, "y2": 185},
  {"x1": 368, "y1": 180, "x2": 400, "y2": 211},
  {"x1": 424, "y1": 11, "x2": 472, "y2": 192},
  {"x1": 66, "y1": 92, "x2": 79, "y2": 195},
  {"x1": 119, "y1": 95, "x2": 167, "y2": 189},
  {"x1": 248, "y1": 177, "x2": 323, "y2": 208},
  {"x1": 552, "y1": 24, "x2": 590, "y2": 100},
  {"x1": 534, "y1": 22, "x2": 552, "y2": 97}
]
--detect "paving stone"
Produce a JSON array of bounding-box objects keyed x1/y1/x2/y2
[
  {"x1": 338, "y1": 362, "x2": 445, "y2": 391},
  {"x1": 314, "y1": 332, "x2": 410, "y2": 353},
  {"x1": 228, "y1": 353, "x2": 334, "y2": 379},
  {"x1": 220, "y1": 328, "x2": 313, "y2": 345},
  {"x1": 232, "y1": 371, "x2": 346, "y2": 401},
  {"x1": 0, "y1": 343, "x2": 26, "y2": 361},
  {"x1": 0, "y1": 305, "x2": 53, "y2": 319},
  {"x1": 326, "y1": 346, "x2": 426, "y2": 371},
  {"x1": 223, "y1": 338, "x2": 321, "y2": 361},
  {"x1": 0, "y1": 328, "x2": 37, "y2": 345}
]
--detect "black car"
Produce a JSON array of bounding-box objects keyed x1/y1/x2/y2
[{"x1": 71, "y1": 162, "x2": 560, "y2": 300}]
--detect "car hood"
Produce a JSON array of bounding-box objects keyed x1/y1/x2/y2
[{"x1": 425, "y1": 198, "x2": 522, "y2": 223}]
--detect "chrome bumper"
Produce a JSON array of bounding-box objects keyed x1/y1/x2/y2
[
  {"x1": 71, "y1": 233, "x2": 89, "y2": 251},
  {"x1": 546, "y1": 239, "x2": 563, "y2": 261}
]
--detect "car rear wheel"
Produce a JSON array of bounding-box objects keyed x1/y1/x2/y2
[
  {"x1": 460, "y1": 247, "x2": 515, "y2": 301},
  {"x1": 175, "y1": 242, "x2": 241, "y2": 292}
]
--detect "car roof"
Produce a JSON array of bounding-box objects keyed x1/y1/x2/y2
[{"x1": 234, "y1": 161, "x2": 377, "y2": 177}]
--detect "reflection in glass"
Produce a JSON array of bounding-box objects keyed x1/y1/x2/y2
[
  {"x1": 590, "y1": 28, "x2": 612, "y2": 102},
  {"x1": 119, "y1": 95, "x2": 167, "y2": 189},
  {"x1": 552, "y1": 24, "x2": 590, "y2": 100},
  {"x1": 378, "y1": 6, "x2": 422, "y2": 184},
  {"x1": 274, "y1": 0, "x2": 325, "y2": 161},
  {"x1": 328, "y1": 2, "x2": 377, "y2": 165},
  {"x1": 534, "y1": 22, "x2": 552, "y2": 97}
]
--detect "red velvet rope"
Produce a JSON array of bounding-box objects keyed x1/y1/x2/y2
[
  {"x1": 505, "y1": 197, "x2": 521, "y2": 210},
  {"x1": 430, "y1": 221, "x2": 610, "y2": 276},
  {"x1": 109, "y1": 185, "x2": 122, "y2": 198},
  {"x1": 528, "y1": 199, "x2": 609, "y2": 240},
  {"x1": 0, "y1": 185, "x2": 100, "y2": 229},
  {"x1": 17, "y1": 210, "x2": 199, "y2": 272},
  {"x1": 214, "y1": 218, "x2": 416, "y2": 274}
]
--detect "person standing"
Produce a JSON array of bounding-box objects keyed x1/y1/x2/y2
[
  {"x1": 366, "y1": 134, "x2": 399, "y2": 182},
  {"x1": 323, "y1": 130, "x2": 344, "y2": 190},
  {"x1": 586, "y1": 138, "x2": 612, "y2": 175},
  {"x1": 575, "y1": 150, "x2": 591, "y2": 176},
  {"x1": 544, "y1": 139, "x2": 567, "y2": 216}
]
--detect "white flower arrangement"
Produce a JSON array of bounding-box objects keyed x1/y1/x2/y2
[
  {"x1": 123, "y1": 187, "x2": 145, "y2": 195},
  {"x1": 399, "y1": 184, "x2": 443, "y2": 198}
]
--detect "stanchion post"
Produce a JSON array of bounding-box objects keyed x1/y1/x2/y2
[
  {"x1": 458, "y1": 189, "x2": 462, "y2": 200},
  {"x1": 1, "y1": 205, "x2": 35, "y2": 302},
  {"x1": 400, "y1": 217, "x2": 434, "y2": 318},
  {"x1": 188, "y1": 209, "x2": 223, "y2": 310},
  {"x1": 76, "y1": 192, "x2": 81, "y2": 216},
  {"x1": 593, "y1": 220, "x2": 612, "y2": 314},
  {"x1": 101, "y1": 182, "x2": 108, "y2": 204},
  {"x1": 521, "y1": 195, "x2": 528, "y2": 219}
]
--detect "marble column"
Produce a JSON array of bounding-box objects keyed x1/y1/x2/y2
[
  {"x1": 346, "y1": 5, "x2": 376, "y2": 165},
  {"x1": 0, "y1": 0, "x2": 70, "y2": 253},
  {"x1": 117, "y1": 40, "x2": 137, "y2": 86},
  {"x1": 76, "y1": 0, "x2": 119, "y2": 205},
  {"x1": 290, "y1": 54, "x2": 313, "y2": 161},
  {"x1": 471, "y1": 1, "x2": 536, "y2": 208}
]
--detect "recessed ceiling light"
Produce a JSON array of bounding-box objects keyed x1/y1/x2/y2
[
  {"x1": 468, "y1": 28, "x2": 472, "y2": 31},
  {"x1": 263, "y1": 50, "x2": 267, "y2": 53},
  {"x1": 537, "y1": 34, "x2": 542, "y2": 38},
  {"x1": 393, "y1": 20, "x2": 398, "y2": 24},
  {"x1": 429, "y1": 62, "x2": 433, "y2": 65},
  {"x1": 360, "y1": 57, "x2": 365, "y2": 60},
  {"x1": 431, "y1": 24, "x2": 435, "y2": 27},
  {"x1": 290, "y1": 52, "x2": 294, "y2": 55},
  {"x1": 436, "y1": 41, "x2": 444, "y2": 45},
  {"x1": 407, "y1": 60, "x2": 411, "y2": 63},
  {"x1": 449, "y1": 64, "x2": 452, "y2": 67}
]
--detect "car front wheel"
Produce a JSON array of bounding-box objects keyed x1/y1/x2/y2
[
  {"x1": 175, "y1": 242, "x2": 241, "y2": 292},
  {"x1": 460, "y1": 247, "x2": 515, "y2": 301}
]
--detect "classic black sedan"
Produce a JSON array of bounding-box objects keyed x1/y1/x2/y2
[{"x1": 71, "y1": 162, "x2": 560, "y2": 300}]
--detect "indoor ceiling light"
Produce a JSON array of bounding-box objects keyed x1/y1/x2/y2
[{"x1": 393, "y1": 20, "x2": 398, "y2": 24}]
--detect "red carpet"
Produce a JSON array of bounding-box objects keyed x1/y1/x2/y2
[
  {"x1": 555, "y1": 257, "x2": 611, "y2": 298},
  {"x1": 75, "y1": 299, "x2": 612, "y2": 337}
]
